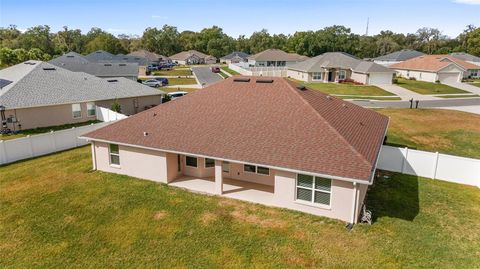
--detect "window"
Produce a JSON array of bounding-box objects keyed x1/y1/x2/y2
[
  {"x1": 87, "y1": 102, "x2": 96, "y2": 117},
  {"x1": 296, "y1": 174, "x2": 331, "y2": 206},
  {"x1": 244, "y1": 164, "x2": 256, "y2": 173},
  {"x1": 186, "y1": 156, "x2": 197, "y2": 167},
  {"x1": 312, "y1": 72, "x2": 323, "y2": 81},
  {"x1": 267, "y1": 61, "x2": 275, "y2": 67},
  {"x1": 205, "y1": 158, "x2": 215, "y2": 168},
  {"x1": 222, "y1": 161, "x2": 230, "y2": 173},
  {"x1": 109, "y1": 144, "x2": 120, "y2": 165},
  {"x1": 72, "y1": 103, "x2": 81, "y2": 119},
  {"x1": 257, "y1": 166, "x2": 270, "y2": 175},
  {"x1": 338, "y1": 70, "x2": 346, "y2": 80}
]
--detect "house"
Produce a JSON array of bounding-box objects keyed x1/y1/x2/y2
[
  {"x1": 169, "y1": 50, "x2": 217, "y2": 65},
  {"x1": 220, "y1": 52, "x2": 250, "y2": 64},
  {"x1": 81, "y1": 77, "x2": 389, "y2": 224},
  {"x1": 449, "y1": 52, "x2": 480, "y2": 78},
  {"x1": 390, "y1": 54, "x2": 480, "y2": 83},
  {"x1": 372, "y1": 49, "x2": 425, "y2": 66},
  {"x1": 85, "y1": 50, "x2": 149, "y2": 66},
  {"x1": 287, "y1": 52, "x2": 395, "y2": 85},
  {"x1": 0, "y1": 61, "x2": 164, "y2": 131},
  {"x1": 127, "y1": 50, "x2": 171, "y2": 64},
  {"x1": 50, "y1": 52, "x2": 139, "y2": 80},
  {"x1": 247, "y1": 49, "x2": 309, "y2": 67}
]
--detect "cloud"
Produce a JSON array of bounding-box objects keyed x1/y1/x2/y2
[
  {"x1": 106, "y1": 28, "x2": 128, "y2": 33},
  {"x1": 151, "y1": 15, "x2": 168, "y2": 19},
  {"x1": 453, "y1": 0, "x2": 480, "y2": 4}
]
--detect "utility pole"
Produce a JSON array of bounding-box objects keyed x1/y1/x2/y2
[{"x1": 365, "y1": 17, "x2": 369, "y2": 36}]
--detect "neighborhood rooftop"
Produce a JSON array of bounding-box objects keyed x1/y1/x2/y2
[
  {"x1": 83, "y1": 77, "x2": 388, "y2": 182},
  {"x1": 390, "y1": 54, "x2": 479, "y2": 71},
  {"x1": 85, "y1": 50, "x2": 149, "y2": 66},
  {"x1": 220, "y1": 51, "x2": 250, "y2": 60},
  {"x1": 248, "y1": 49, "x2": 310, "y2": 62},
  {"x1": 0, "y1": 61, "x2": 163, "y2": 109},
  {"x1": 127, "y1": 50, "x2": 170, "y2": 62},
  {"x1": 449, "y1": 52, "x2": 480, "y2": 63},
  {"x1": 373, "y1": 49, "x2": 425, "y2": 61}
]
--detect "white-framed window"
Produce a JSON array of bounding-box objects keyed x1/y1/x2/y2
[
  {"x1": 109, "y1": 144, "x2": 120, "y2": 166},
  {"x1": 312, "y1": 72, "x2": 323, "y2": 81},
  {"x1": 338, "y1": 70, "x2": 346, "y2": 80},
  {"x1": 222, "y1": 161, "x2": 230, "y2": 173},
  {"x1": 87, "y1": 102, "x2": 96, "y2": 117},
  {"x1": 243, "y1": 164, "x2": 270, "y2": 176},
  {"x1": 72, "y1": 103, "x2": 82, "y2": 119},
  {"x1": 257, "y1": 166, "x2": 270, "y2": 175},
  {"x1": 205, "y1": 158, "x2": 215, "y2": 168},
  {"x1": 296, "y1": 174, "x2": 331, "y2": 206},
  {"x1": 186, "y1": 156, "x2": 197, "y2": 167},
  {"x1": 244, "y1": 164, "x2": 256, "y2": 173}
]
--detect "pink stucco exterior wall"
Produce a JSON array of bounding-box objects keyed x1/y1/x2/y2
[{"x1": 95, "y1": 95, "x2": 162, "y2": 116}]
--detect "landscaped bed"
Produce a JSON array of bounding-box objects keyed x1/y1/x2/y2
[
  {"x1": 1, "y1": 146, "x2": 479, "y2": 268},
  {"x1": 0, "y1": 120, "x2": 100, "y2": 141},
  {"x1": 376, "y1": 108, "x2": 480, "y2": 158},
  {"x1": 168, "y1": 78, "x2": 198, "y2": 85},
  {"x1": 395, "y1": 78, "x2": 468, "y2": 94},
  {"x1": 290, "y1": 79, "x2": 396, "y2": 96}
]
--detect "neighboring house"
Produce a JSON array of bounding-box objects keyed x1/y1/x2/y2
[
  {"x1": 127, "y1": 50, "x2": 171, "y2": 64},
  {"x1": 390, "y1": 54, "x2": 480, "y2": 83},
  {"x1": 81, "y1": 77, "x2": 388, "y2": 224},
  {"x1": 220, "y1": 52, "x2": 250, "y2": 64},
  {"x1": 85, "y1": 50, "x2": 149, "y2": 66},
  {"x1": 50, "y1": 52, "x2": 139, "y2": 80},
  {"x1": 287, "y1": 52, "x2": 395, "y2": 85},
  {"x1": 247, "y1": 49, "x2": 309, "y2": 67},
  {"x1": 449, "y1": 52, "x2": 480, "y2": 78},
  {"x1": 169, "y1": 50, "x2": 217, "y2": 65},
  {"x1": 372, "y1": 49, "x2": 425, "y2": 66},
  {"x1": 0, "y1": 61, "x2": 164, "y2": 131}
]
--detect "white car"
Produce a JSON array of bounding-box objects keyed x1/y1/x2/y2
[
  {"x1": 142, "y1": 79, "x2": 162, "y2": 87},
  {"x1": 167, "y1": 91, "x2": 188, "y2": 100}
]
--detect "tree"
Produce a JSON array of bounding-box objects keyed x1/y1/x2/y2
[
  {"x1": 249, "y1": 29, "x2": 273, "y2": 54},
  {"x1": 27, "y1": 48, "x2": 50, "y2": 61},
  {"x1": 235, "y1": 35, "x2": 250, "y2": 54},
  {"x1": 0, "y1": 24, "x2": 21, "y2": 48},
  {"x1": 466, "y1": 28, "x2": 480, "y2": 56},
  {"x1": 13, "y1": 48, "x2": 28, "y2": 62},
  {"x1": 111, "y1": 100, "x2": 122, "y2": 113},
  {"x1": 17, "y1": 25, "x2": 55, "y2": 55},
  {"x1": 0, "y1": 47, "x2": 17, "y2": 66},
  {"x1": 85, "y1": 34, "x2": 126, "y2": 54},
  {"x1": 53, "y1": 26, "x2": 85, "y2": 54},
  {"x1": 141, "y1": 25, "x2": 181, "y2": 56}
]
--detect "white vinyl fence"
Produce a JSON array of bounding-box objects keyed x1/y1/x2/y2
[
  {"x1": 378, "y1": 145, "x2": 480, "y2": 187},
  {"x1": 229, "y1": 63, "x2": 288, "y2": 77},
  {"x1": 0, "y1": 122, "x2": 111, "y2": 165},
  {"x1": 95, "y1": 106, "x2": 128, "y2": 122}
]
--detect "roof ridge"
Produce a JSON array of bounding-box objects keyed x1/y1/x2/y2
[
  {"x1": 0, "y1": 61, "x2": 42, "y2": 97},
  {"x1": 281, "y1": 79, "x2": 372, "y2": 168}
]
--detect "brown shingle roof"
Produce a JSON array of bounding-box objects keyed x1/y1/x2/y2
[
  {"x1": 83, "y1": 77, "x2": 388, "y2": 182},
  {"x1": 169, "y1": 50, "x2": 213, "y2": 61},
  {"x1": 391, "y1": 54, "x2": 479, "y2": 72},
  {"x1": 249, "y1": 49, "x2": 309, "y2": 62}
]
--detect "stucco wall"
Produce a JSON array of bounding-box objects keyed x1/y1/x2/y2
[
  {"x1": 223, "y1": 162, "x2": 275, "y2": 186},
  {"x1": 182, "y1": 156, "x2": 215, "y2": 178},
  {"x1": 396, "y1": 69, "x2": 438, "y2": 82},
  {"x1": 274, "y1": 170, "x2": 356, "y2": 222},
  {"x1": 95, "y1": 95, "x2": 162, "y2": 116},
  {"x1": 166, "y1": 152, "x2": 182, "y2": 182},
  {"x1": 351, "y1": 72, "x2": 368, "y2": 84},
  {"x1": 287, "y1": 70, "x2": 309, "y2": 82},
  {"x1": 94, "y1": 141, "x2": 168, "y2": 183}
]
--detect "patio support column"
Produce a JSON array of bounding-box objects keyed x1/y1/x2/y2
[{"x1": 215, "y1": 160, "x2": 223, "y2": 195}]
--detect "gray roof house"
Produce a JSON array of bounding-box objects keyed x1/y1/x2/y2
[
  {"x1": 450, "y1": 52, "x2": 480, "y2": 66},
  {"x1": 169, "y1": 50, "x2": 217, "y2": 65},
  {"x1": 248, "y1": 49, "x2": 309, "y2": 67},
  {"x1": 372, "y1": 49, "x2": 425, "y2": 66},
  {"x1": 85, "y1": 50, "x2": 149, "y2": 66},
  {"x1": 0, "y1": 61, "x2": 164, "y2": 130},
  {"x1": 127, "y1": 50, "x2": 171, "y2": 64},
  {"x1": 50, "y1": 52, "x2": 139, "y2": 80},
  {"x1": 220, "y1": 52, "x2": 250, "y2": 64},
  {"x1": 287, "y1": 52, "x2": 395, "y2": 85}
]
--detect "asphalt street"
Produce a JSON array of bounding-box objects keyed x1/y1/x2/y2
[{"x1": 191, "y1": 66, "x2": 223, "y2": 87}]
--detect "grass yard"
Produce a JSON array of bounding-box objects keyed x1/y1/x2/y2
[
  {"x1": 162, "y1": 88, "x2": 198, "y2": 93},
  {"x1": 290, "y1": 79, "x2": 396, "y2": 96},
  {"x1": 338, "y1": 96, "x2": 402, "y2": 100},
  {"x1": 153, "y1": 69, "x2": 192, "y2": 76},
  {"x1": 219, "y1": 72, "x2": 229, "y2": 79},
  {"x1": 221, "y1": 66, "x2": 241, "y2": 75},
  {"x1": 0, "y1": 120, "x2": 100, "y2": 141},
  {"x1": 435, "y1": 94, "x2": 480, "y2": 98},
  {"x1": 377, "y1": 108, "x2": 480, "y2": 158},
  {"x1": 395, "y1": 78, "x2": 468, "y2": 94},
  {"x1": 168, "y1": 77, "x2": 198, "y2": 85},
  {"x1": 1, "y1": 147, "x2": 479, "y2": 268},
  {"x1": 468, "y1": 82, "x2": 480, "y2": 88}
]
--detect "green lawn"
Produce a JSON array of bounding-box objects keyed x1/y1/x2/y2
[
  {"x1": 1, "y1": 147, "x2": 479, "y2": 268},
  {"x1": 0, "y1": 120, "x2": 100, "y2": 141},
  {"x1": 395, "y1": 78, "x2": 468, "y2": 94},
  {"x1": 168, "y1": 78, "x2": 198, "y2": 85},
  {"x1": 468, "y1": 82, "x2": 480, "y2": 88},
  {"x1": 219, "y1": 72, "x2": 228, "y2": 79},
  {"x1": 221, "y1": 66, "x2": 240, "y2": 75},
  {"x1": 435, "y1": 94, "x2": 480, "y2": 98},
  {"x1": 338, "y1": 96, "x2": 402, "y2": 100},
  {"x1": 162, "y1": 88, "x2": 198, "y2": 93},
  {"x1": 377, "y1": 108, "x2": 480, "y2": 158},
  {"x1": 153, "y1": 69, "x2": 192, "y2": 76},
  {"x1": 290, "y1": 79, "x2": 396, "y2": 96}
]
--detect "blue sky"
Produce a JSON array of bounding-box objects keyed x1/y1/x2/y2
[{"x1": 0, "y1": 0, "x2": 479, "y2": 38}]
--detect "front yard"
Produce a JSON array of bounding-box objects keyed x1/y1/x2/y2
[
  {"x1": 168, "y1": 77, "x2": 198, "y2": 85},
  {"x1": 1, "y1": 146, "x2": 479, "y2": 268},
  {"x1": 153, "y1": 69, "x2": 192, "y2": 76},
  {"x1": 377, "y1": 108, "x2": 480, "y2": 158},
  {"x1": 290, "y1": 79, "x2": 396, "y2": 96},
  {"x1": 221, "y1": 66, "x2": 241, "y2": 75},
  {"x1": 395, "y1": 78, "x2": 468, "y2": 94}
]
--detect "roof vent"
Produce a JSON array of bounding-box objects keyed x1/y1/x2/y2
[
  {"x1": 153, "y1": 113, "x2": 157, "y2": 117},
  {"x1": 143, "y1": 132, "x2": 148, "y2": 136},
  {"x1": 342, "y1": 103, "x2": 347, "y2": 108},
  {"x1": 233, "y1": 77, "x2": 251, "y2": 82},
  {"x1": 42, "y1": 67, "x2": 56, "y2": 71},
  {"x1": 326, "y1": 95, "x2": 332, "y2": 100},
  {"x1": 104, "y1": 64, "x2": 112, "y2": 66},
  {"x1": 296, "y1": 85, "x2": 307, "y2": 91},
  {"x1": 0, "y1": 79, "x2": 13, "y2": 89},
  {"x1": 24, "y1": 62, "x2": 36, "y2": 65},
  {"x1": 256, "y1": 79, "x2": 274, "y2": 83},
  {"x1": 66, "y1": 55, "x2": 74, "y2": 58},
  {"x1": 107, "y1": 79, "x2": 118, "y2": 82},
  {"x1": 119, "y1": 63, "x2": 126, "y2": 66}
]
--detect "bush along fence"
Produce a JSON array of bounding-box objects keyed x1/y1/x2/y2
[{"x1": 377, "y1": 145, "x2": 480, "y2": 188}]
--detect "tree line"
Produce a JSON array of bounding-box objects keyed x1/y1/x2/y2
[{"x1": 1, "y1": 24, "x2": 479, "y2": 67}]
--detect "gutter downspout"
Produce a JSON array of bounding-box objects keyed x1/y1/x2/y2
[
  {"x1": 91, "y1": 141, "x2": 97, "y2": 170},
  {"x1": 351, "y1": 182, "x2": 358, "y2": 224}
]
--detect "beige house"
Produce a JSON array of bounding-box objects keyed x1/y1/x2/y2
[
  {"x1": 82, "y1": 77, "x2": 388, "y2": 224},
  {"x1": 287, "y1": 52, "x2": 395, "y2": 85},
  {"x1": 247, "y1": 49, "x2": 309, "y2": 67},
  {"x1": 0, "y1": 61, "x2": 164, "y2": 131},
  {"x1": 169, "y1": 50, "x2": 217, "y2": 65}
]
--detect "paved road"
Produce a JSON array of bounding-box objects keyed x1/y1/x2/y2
[
  {"x1": 192, "y1": 66, "x2": 223, "y2": 87},
  {"x1": 351, "y1": 97, "x2": 480, "y2": 108}
]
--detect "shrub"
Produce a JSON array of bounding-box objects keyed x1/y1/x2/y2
[
  {"x1": 111, "y1": 99, "x2": 122, "y2": 113},
  {"x1": 435, "y1": 80, "x2": 440, "y2": 84},
  {"x1": 408, "y1": 77, "x2": 416, "y2": 81},
  {"x1": 392, "y1": 78, "x2": 398, "y2": 84}
]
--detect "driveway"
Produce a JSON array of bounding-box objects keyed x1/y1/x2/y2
[
  {"x1": 191, "y1": 66, "x2": 223, "y2": 87},
  {"x1": 443, "y1": 82, "x2": 480, "y2": 95}
]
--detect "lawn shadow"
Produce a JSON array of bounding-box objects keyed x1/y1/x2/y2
[{"x1": 366, "y1": 170, "x2": 419, "y2": 222}]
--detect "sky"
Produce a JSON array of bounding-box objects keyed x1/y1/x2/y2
[{"x1": 0, "y1": 0, "x2": 479, "y2": 38}]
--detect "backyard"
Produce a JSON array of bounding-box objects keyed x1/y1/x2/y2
[
  {"x1": 377, "y1": 108, "x2": 480, "y2": 158},
  {"x1": 1, "y1": 146, "x2": 479, "y2": 268},
  {"x1": 290, "y1": 79, "x2": 397, "y2": 96},
  {"x1": 395, "y1": 78, "x2": 468, "y2": 94},
  {"x1": 0, "y1": 120, "x2": 100, "y2": 141}
]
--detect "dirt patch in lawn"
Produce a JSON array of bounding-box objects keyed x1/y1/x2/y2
[{"x1": 153, "y1": 210, "x2": 168, "y2": 220}]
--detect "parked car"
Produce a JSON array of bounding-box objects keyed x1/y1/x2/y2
[
  {"x1": 211, "y1": 66, "x2": 221, "y2": 73},
  {"x1": 142, "y1": 79, "x2": 162, "y2": 87},
  {"x1": 147, "y1": 64, "x2": 159, "y2": 72},
  {"x1": 154, "y1": 77, "x2": 169, "y2": 86},
  {"x1": 167, "y1": 91, "x2": 188, "y2": 100}
]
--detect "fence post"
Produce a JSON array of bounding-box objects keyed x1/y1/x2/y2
[
  {"x1": 27, "y1": 135, "x2": 34, "y2": 158},
  {"x1": 50, "y1": 130, "x2": 57, "y2": 152},
  {"x1": 0, "y1": 140, "x2": 6, "y2": 164},
  {"x1": 401, "y1": 147, "x2": 409, "y2": 173},
  {"x1": 432, "y1": 152, "x2": 439, "y2": 180}
]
